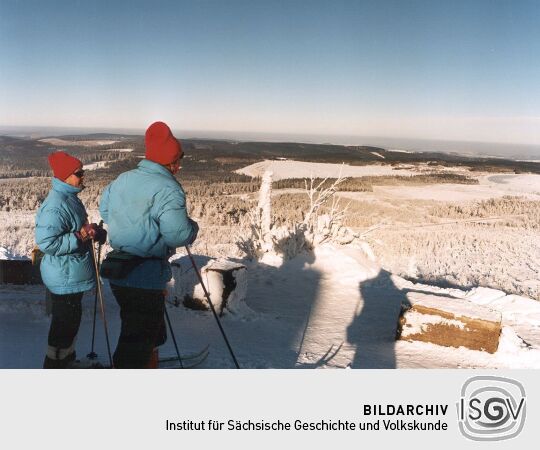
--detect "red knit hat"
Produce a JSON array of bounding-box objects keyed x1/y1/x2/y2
[
  {"x1": 145, "y1": 121, "x2": 182, "y2": 165},
  {"x1": 48, "y1": 151, "x2": 83, "y2": 180}
]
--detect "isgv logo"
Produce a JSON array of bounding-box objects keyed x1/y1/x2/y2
[{"x1": 457, "y1": 376, "x2": 526, "y2": 441}]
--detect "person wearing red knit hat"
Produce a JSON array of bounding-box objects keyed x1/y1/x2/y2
[
  {"x1": 99, "y1": 121, "x2": 198, "y2": 368},
  {"x1": 47, "y1": 151, "x2": 83, "y2": 183},
  {"x1": 35, "y1": 151, "x2": 106, "y2": 368},
  {"x1": 145, "y1": 121, "x2": 183, "y2": 166}
]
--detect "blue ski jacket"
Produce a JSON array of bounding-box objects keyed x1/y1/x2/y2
[
  {"x1": 99, "y1": 159, "x2": 198, "y2": 290},
  {"x1": 35, "y1": 178, "x2": 96, "y2": 295}
]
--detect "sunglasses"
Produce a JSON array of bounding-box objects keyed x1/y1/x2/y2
[
  {"x1": 73, "y1": 170, "x2": 85, "y2": 178},
  {"x1": 171, "y1": 154, "x2": 184, "y2": 166}
]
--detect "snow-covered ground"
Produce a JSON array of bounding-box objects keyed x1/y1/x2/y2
[
  {"x1": 1, "y1": 244, "x2": 539, "y2": 369},
  {"x1": 1, "y1": 159, "x2": 538, "y2": 368},
  {"x1": 39, "y1": 139, "x2": 119, "y2": 147},
  {"x1": 83, "y1": 161, "x2": 110, "y2": 171},
  {"x1": 82, "y1": 149, "x2": 132, "y2": 170},
  {"x1": 236, "y1": 160, "x2": 414, "y2": 180},
  {"x1": 482, "y1": 173, "x2": 540, "y2": 194},
  {"x1": 387, "y1": 149, "x2": 415, "y2": 154},
  {"x1": 334, "y1": 173, "x2": 540, "y2": 202},
  {"x1": 0, "y1": 246, "x2": 27, "y2": 260}
]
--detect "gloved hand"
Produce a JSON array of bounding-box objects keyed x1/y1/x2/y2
[
  {"x1": 94, "y1": 226, "x2": 107, "y2": 245},
  {"x1": 188, "y1": 218, "x2": 199, "y2": 244},
  {"x1": 75, "y1": 223, "x2": 107, "y2": 244}
]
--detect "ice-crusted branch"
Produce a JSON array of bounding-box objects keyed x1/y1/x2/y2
[{"x1": 303, "y1": 165, "x2": 347, "y2": 232}]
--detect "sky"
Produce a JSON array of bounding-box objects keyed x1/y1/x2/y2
[{"x1": 1, "y1": 0, "x2": 540, "y2": 145}]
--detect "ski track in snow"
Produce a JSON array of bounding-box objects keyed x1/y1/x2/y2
[{"x1": 2, "y1": 244, "x2": 539, "y2": 369}]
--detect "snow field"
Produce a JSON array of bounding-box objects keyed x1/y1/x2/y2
[
  {"x1": 1, "y1": 160, "x2": 539, "y2": 368},
  {"x1": 38, "y1": 139, "x2": 119, "y2": 147},
  {"x1": 235, "y1": 160, "x2": 415, "y2": 180},
  {"x1": 1, "y1": 244, "x2": 540, "y2": 368}
]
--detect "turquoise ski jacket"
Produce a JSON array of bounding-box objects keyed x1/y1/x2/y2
[
  {"x1": 35, "y1": 178, "x2": 96, "y2": 295},
  {"x1": 99, "y1": 159, "x2": 198, "y2": 290}
]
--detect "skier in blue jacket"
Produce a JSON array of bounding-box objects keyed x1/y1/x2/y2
[
  {"x1": 36, "y1": 151, "x2": 106, "y2": 369},
  {"x1": 99, "y1": 121, "x2": 198, "y2": 368}
]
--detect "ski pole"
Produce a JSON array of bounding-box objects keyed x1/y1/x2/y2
[
  {"x1": 185, "y1": 246, "x2": 240, "y2": 368},
  {"x1": 87, "y1": 221, "x2": 104, "y2": 360},
  {"x1": 164, "y1": 305, "x2": 183, "y2": 368},
  {"x1": 90, "y1": 237, "x2": 114, "y2": 368}
]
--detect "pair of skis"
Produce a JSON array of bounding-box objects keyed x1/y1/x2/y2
[
  {"x1": 158, "y1": 344, "x2": 210, "y2": 369},
  {"x1": 75, "y1": 344, "x2": 209, "y2": 369}
]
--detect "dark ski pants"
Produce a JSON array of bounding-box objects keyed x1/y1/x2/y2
[
  {"x1": 110, "y1": 285, "x2": 167, "y2": 368},
  {"x1": 43, "y1": 291, "x2": 84, "y2": 369}
]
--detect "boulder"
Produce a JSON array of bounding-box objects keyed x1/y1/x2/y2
[{"x1": 397, "y1": 292, "x2": 502, "y2": 353}]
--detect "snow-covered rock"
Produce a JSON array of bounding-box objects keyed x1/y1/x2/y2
[
  {"x1": 399, "y1": 292, "x2": 502, "y2": 353},
  {"x1": 170, "y1": 256, "x2": 247, "y2": 316}
]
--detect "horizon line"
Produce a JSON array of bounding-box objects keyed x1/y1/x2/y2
[{"x1": 1, "y1": 124, "x2": 540, "y2": 150}]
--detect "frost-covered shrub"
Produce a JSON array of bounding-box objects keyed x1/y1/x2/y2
[{"x1": 237, "y1": 169, "x2": 359, "y2": 260}]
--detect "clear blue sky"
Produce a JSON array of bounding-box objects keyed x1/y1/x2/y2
[{"x1": 1, "y1": 0, "x2": 539, "y2": 144}]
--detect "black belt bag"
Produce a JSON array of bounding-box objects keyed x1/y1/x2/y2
[{"x1": 100, "y1": 250, "x2": 162, "y2": 280}]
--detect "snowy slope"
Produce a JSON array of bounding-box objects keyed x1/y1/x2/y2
[
  {"x1": 235, "y1": 160, "x2": 414, "y2": 180},
  {"x1": 1, "y1": 243, "x2": 539, "y2": 369}
]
